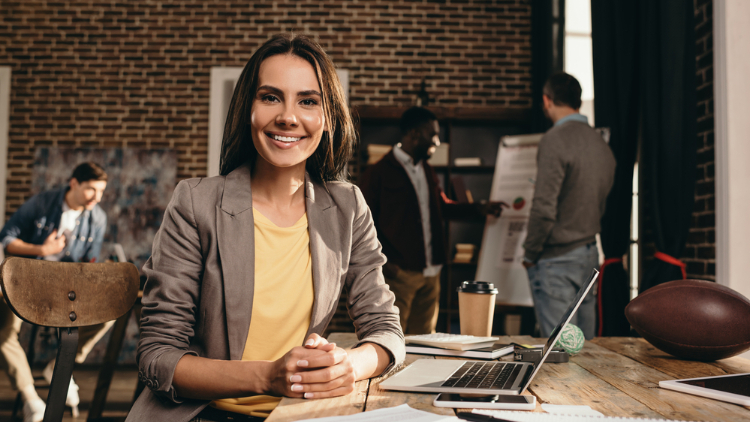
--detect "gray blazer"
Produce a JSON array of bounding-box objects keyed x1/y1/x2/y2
[{"x1": 127, "y1": 163, "x2": 405, "y2": 422}]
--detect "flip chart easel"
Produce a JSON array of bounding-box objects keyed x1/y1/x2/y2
[{"x1": 475, "y1": 133, "x2": 542, "y2": 307}]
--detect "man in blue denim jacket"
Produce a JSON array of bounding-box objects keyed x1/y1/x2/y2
[
  {"x1": 1, "y1": 163, "x2": 107, "y2": 262},
  {"x1": 0, "y1": 162, "x2": 110, "y2": 422}
]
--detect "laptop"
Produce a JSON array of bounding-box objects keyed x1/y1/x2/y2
[{"x1": 380, "y1": 268, "x2": 599, "y2": 395}]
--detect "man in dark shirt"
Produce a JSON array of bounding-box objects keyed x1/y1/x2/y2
[
  {"x1": 0, "y1": 162, "x2": 110, "y2": 421},
  {"x1": 360, "y1": 107, "x2": 503, "y2": 334},
  {"x1": 522, "y1": 73, "x2": 616, "y2": 339}
]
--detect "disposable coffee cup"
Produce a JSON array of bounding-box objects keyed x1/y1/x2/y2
[{"x1": 457, "y1": 281, "x2": 498, "y2": 337}]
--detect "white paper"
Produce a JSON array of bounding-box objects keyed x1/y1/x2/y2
[
  {"x1": 541, "y1": 404, "x2": 604, "y2": 416},
  {"x1": 475, "y1": 135, "x2": 542, "y2": 307},
  {"x1": 474, "y1": 408, "x2": 678, "y2": 422},
  {"x1": 476, "y1": 216, "x2": 534, "y2": 306},
  {"x1": 496, "y1": 218, "x2": 528, "y2": 269},
  {"x1": 298, "y1": 404, "x2": 460, "y2": 422},
  {"x1": 490, "y1": 144, "x2": 537, "y2": 218}
]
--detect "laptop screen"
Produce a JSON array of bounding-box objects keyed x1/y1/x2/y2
[{"x1": 521, "y1": 268, "x2": 600, "y2": 391}]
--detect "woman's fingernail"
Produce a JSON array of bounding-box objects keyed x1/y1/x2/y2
[
  {"x1": 291, "y1": 384, "x2": 303, "y2": 392},
  {"x1": 305, "y1": 339, "x2": 315, "y2": 347},
  {"x1": 290, "y1": 375, "x2": 302, "y2": 383},
  {"x1": 297, "y1": 360, "x2": 309, "y2": 367},
  {"x1": 304, "y1": 392, "x2": 314, "y2": 399}
]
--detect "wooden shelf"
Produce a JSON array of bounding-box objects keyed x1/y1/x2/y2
[
  {"x1": 451, "y1": 260, "x2": 478, "y2": 266},
  {"x1": 432, "y1": 165, "x2": 495, "y2": 173},
  {"x1": 449, "y1": 165, "x2": 495, "y2": 174},
  {"x1": 445, "y1": 214, "x2": 487, "y2": 223},
  {"x1": 353, "y1": 105, "x2": 532, "y2": 122}
]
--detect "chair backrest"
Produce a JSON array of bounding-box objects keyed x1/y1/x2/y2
[{"x1": 0, "y1": 257, "x2": 139, "y2": 327}]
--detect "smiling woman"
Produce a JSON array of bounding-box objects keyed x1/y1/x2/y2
[
  {"x1": 127, "y1": 35, "x2": 404, "y2": 422},
  {"x1": 220, "y1": 35, "x2": 355, "y2": 185}
]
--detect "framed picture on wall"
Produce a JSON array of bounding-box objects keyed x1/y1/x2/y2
[{"x1": 0, "y1": 66, "x2": 10, "y2": 228}]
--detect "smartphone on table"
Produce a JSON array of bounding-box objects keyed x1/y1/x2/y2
[{"x1": 433, "y1": 393, "x2": 536, "y2": 410}]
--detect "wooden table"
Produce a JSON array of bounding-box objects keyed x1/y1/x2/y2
[{"x1": 265, "y1": 333, "x2": 750, "y2": 422}]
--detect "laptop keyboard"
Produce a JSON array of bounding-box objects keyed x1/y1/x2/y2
[{"x1": 441, "y1": 361, "x2": 522, "y2": 390}]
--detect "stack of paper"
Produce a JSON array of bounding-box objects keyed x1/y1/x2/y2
[
  {"x1": 405, "y1": 333, "x2": 498, "y2": 350},
  {"x1": 454, "y1": 243, "x2": 476, "y2": 263},
  {"x1": 454, "y1": 157, "x2": 482, "y2": 167}
]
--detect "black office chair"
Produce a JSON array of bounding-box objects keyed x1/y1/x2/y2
[{"x1": 0, "y1": 257, "x2": 139, "y2": 422}]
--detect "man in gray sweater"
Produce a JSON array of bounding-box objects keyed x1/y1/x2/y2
[{"x1": 522, "y1": 73, "x2": 615, "y2": 339}]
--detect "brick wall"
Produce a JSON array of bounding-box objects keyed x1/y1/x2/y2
[
  {"x1": 0, "y1": 0, "x2": 532, "y2": 219},
  {"x1": 682, "y1": 0, "x2": 715, "y2": 280},
  {"x1": 641, "y1": 0, "x2": 716, "y2": 283}
]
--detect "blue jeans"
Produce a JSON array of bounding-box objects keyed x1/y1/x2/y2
[{"x1": 527, "y1": 243, "x2": 599, "y2": 339}]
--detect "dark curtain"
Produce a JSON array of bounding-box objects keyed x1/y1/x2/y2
[
  {"x1": 591, "y1": 2, "x2": 639, "y2": 336},
  {"x1": 639, "y1": 0, "x2": 697, "y2": 291},
  {"x1": 592, "y1": 0, "x2": 696, "y2": 333}
]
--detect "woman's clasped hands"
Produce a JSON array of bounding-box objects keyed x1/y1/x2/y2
[{"x1": 266, "y1": 333, "x2": 356, "y2": 399}]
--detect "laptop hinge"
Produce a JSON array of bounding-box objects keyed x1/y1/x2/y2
[{"x1": 510, "y1": 363, "x2": 532, "y2": 391}]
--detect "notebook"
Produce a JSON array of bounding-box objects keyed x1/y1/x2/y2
[
  {"x1": 405, "y1": 343, "x2": 514, "y2": 360},
  {"x1": 405, "y1": 333, "x2": 499, "y2": 351},
  {"x1": 380, "y1": 269, "x2": 599, "y2": 395}
]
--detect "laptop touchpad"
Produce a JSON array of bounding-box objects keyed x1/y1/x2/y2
[{"x1": 396, "y1": 360, "x2": 462, "y2": 387}]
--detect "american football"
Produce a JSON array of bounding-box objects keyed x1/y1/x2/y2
[{"x1": 624, "y1": 279, "x2": 750, "y2": 361}]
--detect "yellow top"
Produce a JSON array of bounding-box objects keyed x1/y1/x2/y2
[{"x1": 211, "y1": 210, "x2": 315, "y2": 418}]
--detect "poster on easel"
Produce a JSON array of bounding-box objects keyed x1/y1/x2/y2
[{"x1": 475, "y1": 133, "x2": 542, "y2": 306}]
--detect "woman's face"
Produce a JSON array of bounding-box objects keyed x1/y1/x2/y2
[{"x1": 250, "y1": 54, "x2": 326, "y2": 170}]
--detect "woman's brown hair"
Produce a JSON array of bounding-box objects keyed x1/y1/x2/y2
[{"x1": 219, "y1": 34, "x2": 356, "y2": 183}]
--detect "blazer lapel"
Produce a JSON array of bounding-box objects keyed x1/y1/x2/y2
[
  {"x1": 216, "y1": 163, "x2": 255, "y2": 360},
  {"x1": 304, "y1": 175, "x2": 342, "y2": 338}
]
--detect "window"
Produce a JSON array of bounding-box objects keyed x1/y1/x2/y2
[{"x1": 564, "y1": 0, "x2": 594, "y2": 125}]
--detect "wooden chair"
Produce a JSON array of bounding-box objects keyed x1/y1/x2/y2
[{"x1": 0, "y1": 257, "x2": 139, "y2": 422}]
